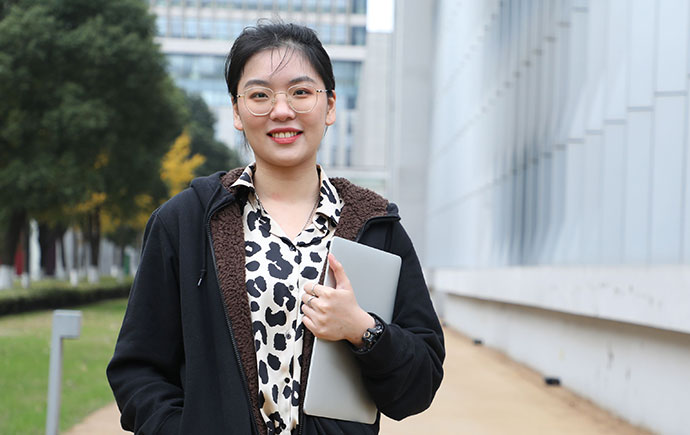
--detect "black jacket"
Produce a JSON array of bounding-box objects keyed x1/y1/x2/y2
[{"x1": 107, "y1": 169, "x2": 445, "y2": 434}]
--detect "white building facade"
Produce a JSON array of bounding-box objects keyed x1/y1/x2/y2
[{"x1": 420, "y1": 1, "x2": 690, "y2": 433}]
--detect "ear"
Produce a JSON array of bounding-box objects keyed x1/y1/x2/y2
[
  {"x1": 233, "y1": 100, "x2": 244, "y2": 131},
  {"x1": 325, "y1": 91, "x2": 336, "y2": 126}
]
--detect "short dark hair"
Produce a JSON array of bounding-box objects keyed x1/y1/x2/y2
[{"x1": 224, "y1": 21, "x2": 336, "y2": 103}]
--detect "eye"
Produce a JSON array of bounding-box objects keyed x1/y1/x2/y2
[
  {"x1": 290, "y1": 86, "x2": 314, "y2": 98},
  {"x1": 247, "y1": 88, "x2": 271, "y2": 100}
]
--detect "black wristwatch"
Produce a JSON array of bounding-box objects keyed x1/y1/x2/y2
[{"x1": 357, "y1": 316, "x2": 384, "y2": 352}]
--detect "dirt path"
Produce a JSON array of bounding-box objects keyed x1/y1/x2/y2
[{"x1": 68, "y1": 328, "x2": 652, "y2": 434}]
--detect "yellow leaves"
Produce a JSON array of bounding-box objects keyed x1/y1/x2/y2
[
  {"x1": 94, "y1": 151, "x2": 109, "y2": 169},
  {"x1": 100, "y1": 194, "x2": 153, "y2": 233},
  {"x1": 132, "y1": 194, "x2": 154, "y2": 230},
  {"x1": 73, "y1": 192, "x2": 106, "y2": 214},
  {"x1": 161, "y1": 130, "x2": 205, "y2": 197},
  {"x1": 100, "y1": 210, "x2": 118, "y2": 234}
]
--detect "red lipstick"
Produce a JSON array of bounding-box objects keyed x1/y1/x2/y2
[{"x1": 268, "y1": 128, "x2": 302, "y2": 144}]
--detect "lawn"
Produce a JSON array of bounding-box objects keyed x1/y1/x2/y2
[{"x1": 0, "y1": 298, "x2": 128, "y2": 434}]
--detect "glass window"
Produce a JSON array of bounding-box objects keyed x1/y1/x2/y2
[
  {"x1": 305, "y1": 0, "x2": 317, "y2": 12},
  {"x1": 170, "y1": 0, "x2": 182, "y2": 5},
  {"x1": 185, "y1": 17, "x2": 197, "y2": 38},
  {"x1": 197, "y1": 56, "x2": 217, "y2": 78},
  {"x1": 261, "y1": 0, "x2": 273, "y2": 11},
  {"x1": 246, "y1": 0, "x2": 259, "y2": 9},
  {"x1": 319, "y1": 0, "x2": 332, "y2": 13},
  {"x1": 318, "y1": 23, "x2": 331, "y2": 44},
  {"x1": 156, "y1": 16, "x2": 167, "y2": 37},
  {"x1": 292, "y1": 0, "x2": 303, "y2": 11},
  {"x1": 231, "y1": 0, "x2": 243, "y2": 8},
  {"x1": 277, "y1": 0, "x2": 289, "y2": 11},
  {"x1": 168, "y1": 54, "x2": 193, "y2": 77},
  {"x1": 185, "y1": 0, "x2": 197, "y2": 6},
  {"x1": 200, "y1": 19, "x2": 214, "y2": 38},
  {"x1": 216, "y1": 19, "x2": 231, "y2": 40},
  {"x1": 170, "y1": 16, "x2": 183, "y2": 37},
  {"x1": 350, "y1": 25, "x2": 365, "y2": 45},
  {"x1": 200, "y1": 0, "x2": 212, "y2": 6},
  {"x1": 332, "y1": 60, "x2": 360, "y2": 109},
  {"x1": 216, "y1": 0, "x2": 230, "y2": 7},
  {"x1": 335, "y1": 0, "x2": 347, "y2": 13},
  {"x1": 333, "y1": 23, "x2": 346, "y2": 44},
  {"x1": 155, "y1": 0, "x2": 167, "y2": 6},
  {"x1": 231, "y1": 19, "x2": 245, "y2": 38},
  {"x1": 352, "y1": 0, "x2": 366, "y2": 14}
]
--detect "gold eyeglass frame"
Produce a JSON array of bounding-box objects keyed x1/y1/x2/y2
[{"x1": 236, "y1": 84, "x2": 329, "y2": 116}]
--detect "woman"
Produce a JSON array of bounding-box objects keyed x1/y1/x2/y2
[{"x1": 107, "y1": 22, "x2": 444, "y2": 435}]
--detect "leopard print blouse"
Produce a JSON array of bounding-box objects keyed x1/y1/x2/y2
[{"x1": 230, "y1": 164, "x2": 342, "y2": 434}]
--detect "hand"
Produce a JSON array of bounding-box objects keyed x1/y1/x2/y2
[{"x1": 301, "y1": 253, "x2": 375, "y2": 346}]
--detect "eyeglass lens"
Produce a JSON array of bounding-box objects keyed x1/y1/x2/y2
[{"x1": 243, "y1": 84, "x2": 320, "y2": 115}]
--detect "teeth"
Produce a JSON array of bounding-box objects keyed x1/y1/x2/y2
[{"x1": 273, "y1": 131, "x2": 298, "y2": 138}]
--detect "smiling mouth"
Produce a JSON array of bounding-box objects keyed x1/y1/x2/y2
[{"x1": 269, "y1": 131, "x2": 301, "y2": 138}]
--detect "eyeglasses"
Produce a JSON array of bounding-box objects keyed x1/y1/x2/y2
[{"x1": 237, "y1": 84, "x2": 329, "y2": 116}]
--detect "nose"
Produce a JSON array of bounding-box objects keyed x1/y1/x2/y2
[{"x1": 269, "y1": 92, "x2": 295, "y2": 120}]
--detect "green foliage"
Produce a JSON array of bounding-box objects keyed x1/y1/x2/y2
[
  {"x1": 184, "y1": 92, "x2": 243, "y2": 175},
  {"x1": 0, "y1": 298, "x2": 128, "y2": 434},
  {"x1": 0, "y1": 276, "x2": 132, "y2": 316},
  {"x1": 0, "y1": 0, "x2": 186, "y2": 258}
]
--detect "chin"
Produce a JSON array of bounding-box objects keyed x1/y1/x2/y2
[
  {"x1": 253, "y1": 144, "x2": 318, "y2": 168},
  {"x1": 256, "y1": 152, "x2": 316, "y2": 169}
]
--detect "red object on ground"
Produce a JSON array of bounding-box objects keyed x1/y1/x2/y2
[{"x1": 14, "y1": 240, "x2": 24, "y2": 275}]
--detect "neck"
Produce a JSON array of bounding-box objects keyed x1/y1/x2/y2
[{"x1": 252, "y1": 160, "x2": 320, "y2": 204}]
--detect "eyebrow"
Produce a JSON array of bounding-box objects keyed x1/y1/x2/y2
[{"x1": 242, "y1": 76, "x2": 317, "y2": 89}]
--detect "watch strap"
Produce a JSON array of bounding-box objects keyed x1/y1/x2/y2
[{"x1": 355, "y1": 315, "x2": 384, "y2": 353}]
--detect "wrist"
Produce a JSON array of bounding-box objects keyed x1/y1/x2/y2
[
  {"x1": 354, "y1": 314, "x2": 385, "y2": 353},
  {"x1": 348, "y1": 310, "x2": 375, "y2": 347}
]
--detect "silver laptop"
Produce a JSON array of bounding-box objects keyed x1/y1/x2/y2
[{"x1": 303, "y1": 236, "x2": 401, "y2": 424}]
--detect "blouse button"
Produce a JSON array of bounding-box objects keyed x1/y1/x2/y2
[
  {"x1": 289, "y1": 285, "x2": 294, "y2": 290},
  {"x1": 286, "y1": 333, "x2": 292, "y2": 340},
  {"x1": 290, "y1": 245, "x2": 296, "y2": 251}
]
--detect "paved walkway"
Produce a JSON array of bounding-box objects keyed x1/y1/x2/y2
[{"x1": 67, "y1": 328, "x2": 652, "y2": 435}]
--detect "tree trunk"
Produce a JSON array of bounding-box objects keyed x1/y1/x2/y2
[
  {"x1": 39, "y1": 223, "x2": 57, "y2": 277},
  {"x1": 56, "y1": 225, "x2": 67, "y2": 279},
  {"x1": 21, "y1": 220, "x2": 30, "y2": 288},
  {"x1": 0, "y1": 210, "x2": 20, "y2": 289},
  {"x1": 86, "y1": 208, "x2": 101, "y2": 283},
  {"x1": 70, "y1": 227, "x2": 80, "y2": 286},
  {"x1": 0, "y1": 209, "x2": 25, "y2": 267}
]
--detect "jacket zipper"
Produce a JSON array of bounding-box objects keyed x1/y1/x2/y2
[
  {"x1": 206, "y1": 200, "x2": 261, "y2": 435},
  {"x1": 297, "y1": 212, "x2": 400, "y2": 435}
]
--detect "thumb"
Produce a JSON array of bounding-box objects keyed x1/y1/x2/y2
[{"x1": 328, "y1": 253, "x2": 351, "y2": 290}]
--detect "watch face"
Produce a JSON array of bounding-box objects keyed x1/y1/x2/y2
[{"x1": 363, "y1": 331, "x2": 372, "y2": 339}]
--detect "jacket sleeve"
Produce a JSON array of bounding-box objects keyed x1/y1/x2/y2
[
  {"x1": 106, "y1": 210, "x2": 185, "y2": 434},
  {"x1": 353, "y1": 221, "x2": 445, "y2": 420}
]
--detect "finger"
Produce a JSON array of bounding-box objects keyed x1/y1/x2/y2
[
  {"x1": 328, "y1": 253, "x2": 351, "y2": 290},
  {"x1": 301, "y1": 312, "x2": 317, "y2": 334},
  {"x1": 304, "y1": 294, "x2": 324, "y2": 313},
  {"x1": 302, "y1": 304, "x2": 325, "y2": 329},
  {"x1": 301, "y1": 291, "x2": 318, "y2": 305}
]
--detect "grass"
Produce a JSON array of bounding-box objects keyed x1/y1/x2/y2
[{"x1": 0, "y1": 298, "x2": 128, "y2": 434}]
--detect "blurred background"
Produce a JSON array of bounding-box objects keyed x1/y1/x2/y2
[{"x1": 2, "y1": 0, "x2": 689, "y2": 434}]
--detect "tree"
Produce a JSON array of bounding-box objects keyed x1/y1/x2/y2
[
  {"x1": 161, "y1": 130, "x2": 206, "y2": 196},
  {"x1": 184, "y1": 92, "x2": 243, "y2": 176},
  {"x1": 0, "y1": 0, "x2": 185, "y2": 286}
]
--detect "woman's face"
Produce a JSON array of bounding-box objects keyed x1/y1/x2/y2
[{"x1": 233, "y1": 48, "x2": 336, "y2": 171}]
